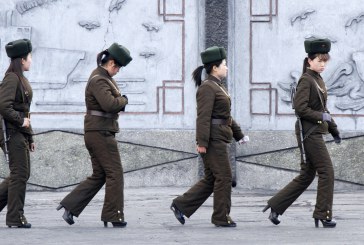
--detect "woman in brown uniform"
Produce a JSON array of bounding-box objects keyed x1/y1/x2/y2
[
  {"x1": 0, "y1": 39, "x2": 34, "y2": 228},
  {"x1": 170, "y1": 46, "x2": 247, "y2": 227},
  {"x1": 56, "y1": 43, "x2": 131, "y2": 228},
  {"x1": 263, "y1": 38, "x2": 340, "y2": 228}
]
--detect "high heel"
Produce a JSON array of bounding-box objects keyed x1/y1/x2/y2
[
  {"x1": 103, "y1": 221, "x2": 127, "y2": 228},
  {"x1": 314, "y1": 218, "x2": 336, "y2": 228},
  {"x1": 262, "y1": 204, "x2": 280, "y2": 225},
  {"x1": 170, "y1": 203, "x2": 185, "y2": 225},
  {"x1": 56, "y1": 204, "x2": 63, "y2": 211},
  {"x1": 262, "y1": 204, "x2": 270, "y2": 213},
  {"x1": 56, "y1": 204, "x2": 75, "y2": 225}
]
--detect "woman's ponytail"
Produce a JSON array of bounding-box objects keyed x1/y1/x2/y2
[
  {"x1": 96, "y1": 50, "x2": 109, "y2": 66},
  {"x1": 192, "y1": 65, "x2": 204, "y2": 87},
  {"x1": 302, "y1": 57, "x2": 309, "y2": 75}
]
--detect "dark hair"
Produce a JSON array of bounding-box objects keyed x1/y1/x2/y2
[
  {"x1": 302, "y1": 53, "x2": 330, "y2": 74},
  {"x1": 192, "y1": 60, "x2": 223, "y2": 87},
  {"x1": 5, "y1": 54, "x2": 29, "y2": 77},
  {"x1": 96, "y1": 50, "x2": 121, "y2": 67}
]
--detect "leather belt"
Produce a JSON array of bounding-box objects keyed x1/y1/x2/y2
[
  {"x1": 86, "y1": 110, "x2": 118, "y2": 119},
  {"x1": 211, "y1": 118, "x2": 232, "y2": 126}
]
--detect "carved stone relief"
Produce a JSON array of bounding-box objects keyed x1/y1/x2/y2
[
  {"x1": 345, "y1": 13, "x2": 364, "y2": 29},
  {"x1": 78, "y1": 21, "x2": 101, "y2": 31},
  {"x1": 142, "y1": 23, "x2": 160, "y2": 32},
  {"x1": 16, "y1": 0, "x2": 60, "y2": 14},
  {"x1": 109, "y1": 0, "x2": 126, "y2": 12},
  {"x1": 272, "y1": 6, "x2": 364, "y2": 116},
  {"x1": 139, "y1": 52, "x2": 156, "y2": 58},
  {"x1": 278, "y1": 58, "x2": 364, "y2": 112},
  {"x1": 291, "y1": 9, "x2": 315, "y2": 26}
]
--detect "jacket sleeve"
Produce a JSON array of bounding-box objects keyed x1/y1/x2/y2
[
  {"x1": 231, "y1": 118, "x2": 244, "y2": 141},
  {"x1": 0, "y1": 74, "x2": 24, "y2": 127},
  {"x1": 294, "y1": 77, "x2": 323, "y2": 123},
  {"x1": 196, "y1": 85, "x2": 215, "y2": 148},
  {"x1": 328, "y1": 118, "x2": 340, "y2": 136},
  {"x1": 90, "y1": 78, "x2": 128, "y2": 113}
]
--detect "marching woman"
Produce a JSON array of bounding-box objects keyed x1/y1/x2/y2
[
  {"x1": 263, "y1": 38, "x2": 340, "y2": 228},
  {"x1": 57, "y1": 43, "x2": 131, "y2": 228},
  {"x1": 171, "y1": 46, "x2": 247, "y2": 227},
  {"x1": 0, "y1": 39, "x2": 34, "y2": 228}
]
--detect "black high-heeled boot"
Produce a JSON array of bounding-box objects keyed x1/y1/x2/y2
[
  {"x1": 104, "y1": 221, "x2": 127, "y2": 228},
  {"x1": 7, "y1": 215, "x2": 31, "y2": 228},
  {"x1": 262, "y1": 204, "x2": 280, "y2": 225},
  {"x1": 314, "y1": 218, "x2": 336, "y2": 228},
  {"x1": 170, "y1": 203, "x2": 185, "y2": 225},
  {"x1": 57, "y1": 204, "x2": 75, "y2": 225}
]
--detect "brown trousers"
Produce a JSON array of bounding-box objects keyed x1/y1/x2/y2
[
  {"x1": 268, "y1": 133, "x2": 334, "y2": 220},
  {"x1": 60, "y1": 131, "x2": 124, "y2": 222},
  {"x1": 173, "y1": 139, "x2": 233, "y2": 225},
  {"x1": 0, "y1": 130, "x2": 30, "y2": 226}
]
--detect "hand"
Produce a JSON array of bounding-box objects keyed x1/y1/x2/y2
[
  {"x1": 238, "y1": 135, "x2": 249, "y2": 144},
  {"x1": 122, "y1": 95, "x2": 128, "y2": 104},
  {"x1": 196, "y1": 146, "x2": 207, "y2": 154},
  {"x1": 322, "y1": 112, "x2": 332, "y2": 122},
  {"x1": 22, "y1": 118, "x2": 31, "y2": 128},
  {"x1": 333, "y1": 135, "x2": 341, "y2": 144},
  {"x1": 29, "y1": 143, "x2": 35, "y2": 152}
]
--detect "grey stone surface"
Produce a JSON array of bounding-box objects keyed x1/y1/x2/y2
[
  {"x1": 205, "y1": 0, "x2": 229, "y2": 51},
  {"x1": 0, "y1": 0, "x2": 200, "y2": 130},
  {"x1": 234, "y1": 0, "x2": 364, "y2": 131},
  {"x1": 125, "y1": 159, "x2": 198, "y2": 188},
  {"x1": 0, "y1": 131, "x2": 197, "y2": 189},
  {"x1": 1, "y1": 130, "x2": 363, "y2": 190},
  {"x1": 0, "y1": 187, "x2": 363, "y2": 245},
  {"x1": 238, "y1": 135, "x2": 364, "y2": 186},
  {"x1": 1, "y1": 1, "x2": 364, "y2": 190},
  {"x1": 237, "y1": 161, "x2": 364, "y2": 191}
]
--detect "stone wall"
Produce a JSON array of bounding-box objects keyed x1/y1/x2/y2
[{"x1": 0, "y1": 0, "x2": 363, "y2": 191}]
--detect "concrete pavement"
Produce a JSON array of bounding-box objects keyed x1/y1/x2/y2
[{"x1": 0, "y1": 187, "x2": 363, "y2": 245}]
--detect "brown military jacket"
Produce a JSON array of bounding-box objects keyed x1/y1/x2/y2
[
  {"x1": 294, "y1": 69, "x2": 339, "y2": 137},
  {"x1": 0, "y1": 72, "x2": 33, "y2": 142},
  {"x1": 84, "y1": 66, "x2": 128, "y2": 133},
  {"x1": 196, "y1": 75, "x2": 244, "y2": 147}
]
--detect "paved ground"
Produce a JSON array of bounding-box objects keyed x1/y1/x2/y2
[{"x1": 0, "y1": 187, "x2": 363, "y2": 245}]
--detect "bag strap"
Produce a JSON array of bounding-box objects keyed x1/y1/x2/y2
[
  {"x1": 306, "y1": 74, "x2": 326, "y2": 112},
  {"x1": 209, "y1": 80, "x2": 230, "y2": 99},
  {"x1": 86, "y1": 74, "x2": 120, "y2": 96}
]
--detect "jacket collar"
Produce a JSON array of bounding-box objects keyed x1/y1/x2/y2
[
  {"x1": 206, "y1": 74, "x2": 222, "y2": 85},
  {"x1": 306, "y1": 68, "x2": 322, "y2": 80},
  {"x1": 97, "y1": 66, "x2": 112, "y2": 78}
]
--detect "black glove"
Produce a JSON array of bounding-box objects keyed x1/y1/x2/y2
[
  {"x1": 122, "y1": 95, "x2": 128, "y2": 104},
  {"x1": 333, "y1": 135, "x2": 341, "y2": 144},
  {"x1": 120, "y1": 95, "x2": 128, "y2": 112}
]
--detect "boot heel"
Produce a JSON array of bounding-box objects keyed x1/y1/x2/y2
[
  {"x1": 104, "y1": 221, "x2": 108, "y2": 227},
  {"x1": 56, "y1": 204, "x2": 63, "y2": 211},
  {"x1": 314, "y1": 218, "x2": 319, "y2": 228},
  {"x1": 262, "y1": 204, "x2": 270, "y2": 213}
]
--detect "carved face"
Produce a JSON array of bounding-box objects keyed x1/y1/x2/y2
[{"x1": 308, "y1": 56, "x2": 328, "y2": 73}]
